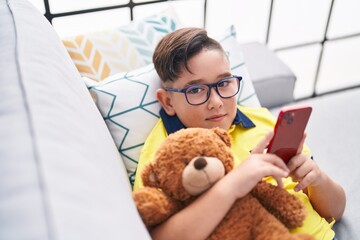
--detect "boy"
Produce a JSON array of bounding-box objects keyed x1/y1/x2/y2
[{"x1": 134, "y1": 27, "x2": 345, "y2": 240}]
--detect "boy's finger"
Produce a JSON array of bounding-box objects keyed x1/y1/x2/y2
[
  {"x1": 252, "y1": 131, "x2": 274, "y2": 154},
  {"x1": 274, "y1": 177, "x2": 284, "y2": 189},
  {"x1": 294, "y1": 181, "x2": 306, "y2": 192},
  {"x1": 262, "y1": 154, "x2": 289, "y2": 172}
]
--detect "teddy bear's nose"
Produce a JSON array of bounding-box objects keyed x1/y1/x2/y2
[{"x1": 194, "y1": 157, "x2": 207, "y2": 170}]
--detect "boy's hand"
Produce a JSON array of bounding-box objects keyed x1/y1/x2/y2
[
  {"x1": 228, "y1": 131, "x2": 290, "y2": 199},
  {"x1": 287, "y1": 133, "x2": 323, "y2": 192},
  {"x1": 249, "y1": 131, "x2": 290, "y2": 188}
]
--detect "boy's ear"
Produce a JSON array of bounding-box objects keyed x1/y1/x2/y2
[{"x1": 156, "y1": 88, "x2": 176, "y2": 116}]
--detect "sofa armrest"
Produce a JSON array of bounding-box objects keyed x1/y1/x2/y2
[
  {"x1": 242, "y1": 42, "x2": 296, "y2": 108},
  {"x1": 0, "y1": 1, "x2": 150, "y2": 239}
]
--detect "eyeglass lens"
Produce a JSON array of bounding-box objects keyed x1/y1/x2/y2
[{"x1": 185, "y1": 77, "x2": 240, "y2": 105}]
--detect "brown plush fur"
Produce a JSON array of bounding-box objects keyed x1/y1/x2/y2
[{"x1": 133, "y1": 127, "x2": 315, "y2": 239}]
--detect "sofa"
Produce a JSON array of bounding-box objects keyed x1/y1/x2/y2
[{"x1": 1, "y1": 0, "x2": 355, "y2": 239}]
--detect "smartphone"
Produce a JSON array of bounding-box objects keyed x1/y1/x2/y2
[{"x1": 267, "y1": 105, "x2": 312, "y2": 163}]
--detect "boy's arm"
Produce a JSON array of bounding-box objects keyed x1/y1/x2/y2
[
  {"x1": 287, "y1": 135, "x2": 346, "y2": 221},
  {"x1": 305, "y1": 170, "x2": 346, "y2": 221},
  {"x1": 151, "y1": 177, "x2": 238, "y2": 240}
]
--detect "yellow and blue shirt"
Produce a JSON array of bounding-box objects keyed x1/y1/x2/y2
[{"x1": 134, "y1": 106, "x2": 335, "y2": 239}]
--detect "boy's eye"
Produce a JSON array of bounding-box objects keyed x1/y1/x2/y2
[
  {"x1": 218, "y1": 80, "x2": 230, "y2": 88},
  {"x1": 186, "y1": 86, "x2": 206, "y2": 95}
]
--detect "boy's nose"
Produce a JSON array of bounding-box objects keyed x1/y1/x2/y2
[{"x1": 207, "y1": 87, "x2": 223, "y2": 108}]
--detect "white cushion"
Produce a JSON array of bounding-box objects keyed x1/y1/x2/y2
[
  {"x1": 0, "y1": 0, "x2": 150, "y2": 239},
  {"x1": 86, "y1": 26, "x2": 261, "y2": 186}
]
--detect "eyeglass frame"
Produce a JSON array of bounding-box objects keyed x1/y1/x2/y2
[{"x1": 163, "y1": 75, "x2": 242, "y2": 106}]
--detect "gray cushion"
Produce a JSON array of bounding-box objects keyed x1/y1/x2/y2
[
  {"x1": 242, "y1": 42, "x2": 296, "y2": 108},
  {"x1": 0, "y1": 0, "x2": 150, "y2": 239}
]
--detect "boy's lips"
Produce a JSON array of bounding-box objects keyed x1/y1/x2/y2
[{"x1": 207, "y1": 114, "x2": 226, "y2": 121}]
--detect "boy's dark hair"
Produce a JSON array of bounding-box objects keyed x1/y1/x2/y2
[{"x1": 153, "y1": 27, "x2": 225, "y2": 84}]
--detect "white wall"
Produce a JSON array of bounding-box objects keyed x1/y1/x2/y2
[{"x1": 29, "y1": 0, "x2": 360, "y2": 100}]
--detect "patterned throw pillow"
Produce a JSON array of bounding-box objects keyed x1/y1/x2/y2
[
  {"x1": 85, "y1": 26, "x2": 261, "y2": 186},
  {"x1": 63, "y1": 10, "x2": 179, "y2": 82}
]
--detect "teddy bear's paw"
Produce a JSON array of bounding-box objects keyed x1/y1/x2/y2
[
  {"x1": 252, "y1": 181, "x2": 307, "y2": 229},
  {"x1": 132, "y1": 187, "x2": 181, "y2": 228}
]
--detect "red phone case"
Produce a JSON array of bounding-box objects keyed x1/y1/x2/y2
[{"x1": 267, "y1": 105, "x2": 312, "y2": 163}]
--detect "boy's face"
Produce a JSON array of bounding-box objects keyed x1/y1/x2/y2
[{"x1": 157, "y1": 49, "x2": 237, "y2": 131}]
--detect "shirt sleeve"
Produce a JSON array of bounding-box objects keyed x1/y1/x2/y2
[{"x1": 133, "y1": 119, "x2": 168, "y2": 190}]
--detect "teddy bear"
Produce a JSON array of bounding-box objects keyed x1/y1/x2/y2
[{"x1": 133, "y1": 127, "x2": 315, "y2": 240}]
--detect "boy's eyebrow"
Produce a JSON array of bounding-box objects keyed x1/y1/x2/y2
[
  {"x1": 185, "y1": 72, "x2": 232, "y2": 87},
  {"x1": 218, "y1": 72, "x2": 232, "y2": 78},
  {"x1": 185, "y1": 79, "x2": 203, "y2": 86}
]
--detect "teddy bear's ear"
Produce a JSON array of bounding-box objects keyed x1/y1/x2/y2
[
  {"x1": 212, "y1": 127, "x2": 232, "y2": 148},
  {"x1": 141, "y1": 163, "x2": 160, "y2": 188}
]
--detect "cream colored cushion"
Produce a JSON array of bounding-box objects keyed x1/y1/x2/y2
[{"x1": 63, "y1": 9, "x2": 180, "y2": 82}]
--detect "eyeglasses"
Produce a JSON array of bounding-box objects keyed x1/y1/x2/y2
[{"x1": 164, "y1": 75, "x2": 242, "y2": 106}]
